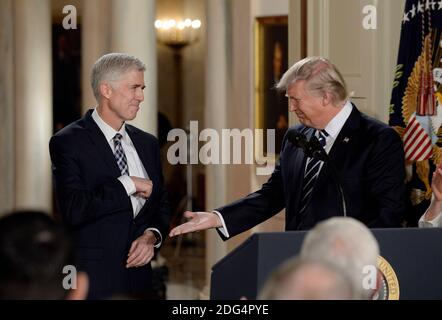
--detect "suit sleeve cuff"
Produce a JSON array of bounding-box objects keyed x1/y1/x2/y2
[
  {"x1": 213, "y1": 210, "x2": 229, "y2": 238},
  {"x1": 145, "y1": 228, "x2": 162, "y2": 248},
  {"x1": 118, "y1": 175, "x2": 136, "y2": 195}
]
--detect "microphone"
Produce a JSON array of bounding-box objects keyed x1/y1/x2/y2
[
  {"x1": 286, "y1": 130, "x2": 309, "y2": 151},
  {"x1": 307, "y1": 135, "x2": 328, "y2": 161},
  {"x1": 287, "y1": 131, "x2": 327, "y2": 161}
]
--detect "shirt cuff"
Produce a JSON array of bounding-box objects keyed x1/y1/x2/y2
[
  {"x1": 118, "y1": 175, "x2": 136, "y2": 195},
  {"x1": 419, "y1": 208, "x2": 442, "y2": 228},
  {"x1": 213, "y1": 210, "x2": 230, "y2": 238},
  {"x1": 145, "y1": 228, "x2": 162, "y2": 248}
]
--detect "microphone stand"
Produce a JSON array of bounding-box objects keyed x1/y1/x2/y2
[{"x1": 307, "y1": 136, "x2": 347, "y2": 217}]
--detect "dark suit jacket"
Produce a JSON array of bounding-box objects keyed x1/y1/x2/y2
[
  {"x1": 217, "y1": 105, "x2": 406, "y2": 239},
  {"x1": 49, "y1": 110, "x2": 170, "y2": 299}
]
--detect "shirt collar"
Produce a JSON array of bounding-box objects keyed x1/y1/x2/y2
[
  {"x1": 92, "y1": 108, "x2": 127, "y2": 144},
  {"x1": 323, "y1": 101, "x2": 353, "y2": 140}
]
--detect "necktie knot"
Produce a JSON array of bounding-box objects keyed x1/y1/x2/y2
[
  {"x1": 317, "y1": 130, "x2": 328, "y2": 147},
  {"x1": 113, "y1": 133, "x2": 123, "y2": 142}
]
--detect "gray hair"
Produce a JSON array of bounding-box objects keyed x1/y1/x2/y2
[
  {"x1": 300, "y1": 217, "x2": 379, "y2": 300},
  {"x1": 91, "y1": 53, "x2": 146, "y2": 101},
  {"x1": 258, "y1": 257, "x2": 353, "y2": 300},
  {"x1": 276, "y1": 56, "x2": 348, "y2": 105}
]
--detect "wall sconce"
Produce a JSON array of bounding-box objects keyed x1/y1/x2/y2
[{"x1": 155, "y1": 18, "x2": 202, "y2": 49}]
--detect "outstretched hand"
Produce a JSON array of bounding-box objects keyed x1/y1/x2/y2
[{"x1": 169, "y1": 211, "x2": 222, "y2": 237}]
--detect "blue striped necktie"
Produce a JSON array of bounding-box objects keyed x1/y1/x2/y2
[
  {"x1": 113, "y1": 133, "x2": 129, "y2": 176},
  {"x1": 298, "y1": 130, "x2": 328, "y2": 216}
]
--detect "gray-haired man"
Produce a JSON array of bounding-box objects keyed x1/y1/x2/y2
[{"x1": 50, "y1": 53, "x2": 170, "y2": 299}]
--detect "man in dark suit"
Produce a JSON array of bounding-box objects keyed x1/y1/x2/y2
[
  {"x1": 49, "y1": 53, "x2": 170, "y2": 299},
  {"x1": 169, "y1": 56, "x2": 406, "y2": 240}
]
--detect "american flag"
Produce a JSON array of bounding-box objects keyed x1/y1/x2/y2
[{"x1": 403, "y1": 114, "x2": 433, "y2": 161}]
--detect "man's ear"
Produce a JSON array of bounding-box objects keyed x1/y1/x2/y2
[
  {"x1": 322, "y1": 91, "x2": 333, "y2": 106},
  {"x1": 100, "y1": 82, "x2": 112, "y2": 100},
  {"x1": 66, "y1": 271, "x2": 89, "y2": 300}
]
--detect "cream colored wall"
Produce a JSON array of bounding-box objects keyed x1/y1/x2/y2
[
  {"x1": 249, "y1": 0, "x2": 290, "y2": 233},
  {"x1": 253, "y1": 0, "x2": 289, "y2": 16},
  {"x1": 306, "y1": 0, "x2": 404, "y2": 122}
]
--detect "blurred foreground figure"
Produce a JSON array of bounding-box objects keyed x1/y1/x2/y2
[
  {"x1": 259, "y1": 257, "x2": 353, "y2": 300},
  {"x1": 300, "y1": 217, "x2": 380, "y2": 299},
  {"x1": 0, "y1": 211, "x2": 88, "y2": 300}
]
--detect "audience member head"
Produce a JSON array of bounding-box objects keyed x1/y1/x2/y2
[
  {"x1": 300, "y1": 217, "x2": 380, "y2": 299},
  {"x1": 259, "y1": 256, "x2": 353, "y2": 300},
  {"x1": 0, "y1": 211, "x2": 88, "y2": 299}
]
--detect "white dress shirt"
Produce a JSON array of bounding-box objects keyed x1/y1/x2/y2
[
  {"x1": 92, "y1": 109, "x2": 162, "y2": 247},
  {"x1": 215, "y1": 101, "x2": 354, "y2": 238}
]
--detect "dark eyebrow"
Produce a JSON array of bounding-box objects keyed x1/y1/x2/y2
[{"x1": 131, "y1": 84, "x2": 146, "y2": 89}]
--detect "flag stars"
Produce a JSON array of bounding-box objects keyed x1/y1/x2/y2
[
  {"x1": 410, "y1": 3, "x2": 417, "y2": 17},
  {"x1": 418, "y1": 1, "x2": 425, "y2": 13},
  {"x1": 403, "y1": 11, "x2": 410, "y2": 23},
  {"x1": 402, "y1": 0, "x2": 440, "y2": 24},
  {"x1": 426, "y1": 0, "x2": 431, "y2": 10},
  {"x1": 427, "y1": 0, "x2": 437, "y2": 9}
]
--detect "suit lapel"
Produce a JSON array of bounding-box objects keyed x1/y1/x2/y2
[
  {"x1": 126, "y1": 126, "x2": 156, "y2": 218},
  {"x1": 83, "y1": 110, "x2": 121, "y2": 177},
  {"x1": 126, "y1": 126, "x2": 154, "y2": 185},
  {"x1": 315, "y1": 105, "x2": 361, "y2": 187}
]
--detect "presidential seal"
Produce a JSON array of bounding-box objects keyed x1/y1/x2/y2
[{"x1": 374, "y1": 256, "x2": 400, "y2": 300}]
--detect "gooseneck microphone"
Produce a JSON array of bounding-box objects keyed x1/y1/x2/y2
[
  {"x1": 287, "y1": 131, "x2": 309, "y2": 151},
  {"x1": 306, "y1": 135, "x2": 328, "y2": 162},
  {"x1": 287, "y1": 130, "x2": 347, "y2": 217}
]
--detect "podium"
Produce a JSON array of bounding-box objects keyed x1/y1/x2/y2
[{"x1": 211, "y1": 228, "x2": 442, "y2": 300}]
